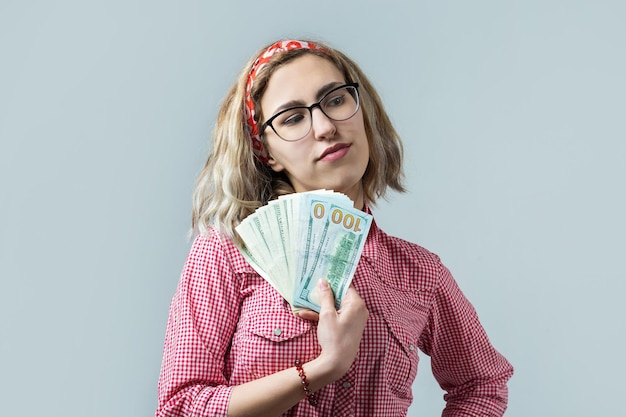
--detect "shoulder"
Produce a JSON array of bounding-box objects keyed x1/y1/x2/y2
[
  {"x1": 367, "y1": 222, "x2": 446, "y2": 291},
  {"x1": 380, "y1": 229, "x2": 440, "y2": 261},
  {"x1": 375, "y1": 225, "x2": 443, "y2": 268},
  {"x1": 185, "y1": 227, "x2": 255, "y2": 276}
]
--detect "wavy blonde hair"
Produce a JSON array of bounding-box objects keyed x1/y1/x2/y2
[{"x1": 192, "y1": 39, "x2": 406, "y2": 241}]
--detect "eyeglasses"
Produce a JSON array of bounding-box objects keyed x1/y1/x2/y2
[{"x1": 261, "y1": 83, "x2": 360, "y2": 142}]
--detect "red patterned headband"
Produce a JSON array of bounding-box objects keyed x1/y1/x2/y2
[{"x1": 244, "y1": 40, "x2": 326, "y2": 163}]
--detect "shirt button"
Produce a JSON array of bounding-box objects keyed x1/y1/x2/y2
[
  {"x1": 408, "y1": 344, "x2": 415, "y2": 351},
  {"x1": 273, "y1": 328, "x2": 282, "y2": 336},
  {"x1": 342, "y1": 381, "x2": 351, "y2": 389}
]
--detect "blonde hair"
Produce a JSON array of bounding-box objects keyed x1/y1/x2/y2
[{"x1": 192, "y1": 39, "x2": 406, "y2": 241}]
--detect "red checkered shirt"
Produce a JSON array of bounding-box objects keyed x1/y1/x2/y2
[{"x1": 156, "y1": 217, "x2": 513, "y2": 417}]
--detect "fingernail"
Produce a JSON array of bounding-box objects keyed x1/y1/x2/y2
[{"x1": 318, "y1": 279, "x2": 329, "y2": 290}]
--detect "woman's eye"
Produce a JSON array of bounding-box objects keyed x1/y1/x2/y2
[
  {"x1": 280, "y1": 112, "x2": 306, "y2": 126},
  {"x1": 325, "y1": 94, "x2": 345, "y2": 107}
]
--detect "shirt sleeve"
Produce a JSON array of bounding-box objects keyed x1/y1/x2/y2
[
  {"x1": 155, "y1": 232, "x2": 243, "y2": 417},
  {"x1": 418, "y1": 262, "x2": 514, "y2": 417}
]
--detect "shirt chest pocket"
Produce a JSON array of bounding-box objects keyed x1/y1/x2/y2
[
  {"x1": 246, "y1": 310, "x2": 311, "y2": 341},
  {"x1": 235, "y1": 308, "x2": 317, "y2": 379},
  {"x1": 377, "y1": 288, "x2": 430, "y2": 400}
]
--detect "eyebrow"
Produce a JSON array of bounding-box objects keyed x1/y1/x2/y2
[{"x1": 270, "y1": 81, "x2": 344, "y2": 115}]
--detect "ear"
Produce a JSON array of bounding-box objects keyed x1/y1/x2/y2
[{"x1": 266, "y1": 154, "x2": 285, "y2": 172}]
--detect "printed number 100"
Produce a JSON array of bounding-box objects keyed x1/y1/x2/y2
[{"x1": 312, "y1": 203, "x2": 363, "y2": 233}]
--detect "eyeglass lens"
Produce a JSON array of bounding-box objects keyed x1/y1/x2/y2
[{"x1": 270, "y1": 85, "x2": 359, "y2": 142}]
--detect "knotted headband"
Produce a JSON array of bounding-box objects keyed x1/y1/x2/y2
[{"x1": 244, "y1": 40, "x2": 326, "y2": 163}]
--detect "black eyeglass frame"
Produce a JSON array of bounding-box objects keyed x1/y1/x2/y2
[{"x1": 260, "y1": 82, "x2": 360, "y2": 142}]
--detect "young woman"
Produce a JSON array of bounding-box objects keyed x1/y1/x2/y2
[{"x1": 155, "y1": 39, "x2": 513, "y2": 417}]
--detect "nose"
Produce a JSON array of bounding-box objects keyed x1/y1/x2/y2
[{"x1": 310, "y1": 107, "x2": 336, "y2": 140}]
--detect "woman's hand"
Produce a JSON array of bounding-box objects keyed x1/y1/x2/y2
[
  {"x1": 302, "y1": 280, "x2": 369, "y2": 381},
  {"x1": 226, "y1": 280, "x2": 368, "y2": 416}
]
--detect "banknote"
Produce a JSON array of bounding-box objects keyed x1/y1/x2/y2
[
  {"x1": 235, "y1": 190, "x2": 372, "y2": 312},
  {"x1": 292, "y1": 199, "x2": 371, "y2": 311}
]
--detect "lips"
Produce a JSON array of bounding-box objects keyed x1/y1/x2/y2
[{"x1": 318, "y1": 143, "x2": 351, "y2": 161}]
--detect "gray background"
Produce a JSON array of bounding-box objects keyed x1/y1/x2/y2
[{"x1": 1, "y1": 1, "x2": 625, "y2": 416}]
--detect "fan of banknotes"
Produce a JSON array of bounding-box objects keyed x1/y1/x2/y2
[{"x1": 235, "y1": 190, "x2": 373, "y2": 312}]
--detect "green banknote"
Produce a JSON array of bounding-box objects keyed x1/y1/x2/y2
[
  {"x1": 235, "y1": 190, "x2": 372, "y2": 312},
  {"x1": 292, "y1": 198, "x2": 371, "y2": 311}
]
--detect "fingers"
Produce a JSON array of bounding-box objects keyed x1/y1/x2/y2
[
  {"x1": 338, "y1": 285, "x2": 369, "y2": 321},
  {"x1": 294, "y1": 280, "x2": 335, "y2": 322},
  {"x1": 317, "y1": 279, "x2": 337, "y2": 315},
  {"x1": 340, "y1": 285, "x2": 357, "y2": 305},
  {"x1": 295, "y1": 281, "x2": 364, "y2": 323},
  {"x1": 312, "y1": 281, "x2": 368, "y2": 380},
  {"x1": 296, "y1": 310, "x2": 320, "y2": 322}
]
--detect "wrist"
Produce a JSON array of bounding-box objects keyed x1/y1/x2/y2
[
  {"x1": 294, "y1": 360, "x2": 318, "y2": 406},
  {"x1": 302, "y1": 354, "x2": 345, "y2": 390}
]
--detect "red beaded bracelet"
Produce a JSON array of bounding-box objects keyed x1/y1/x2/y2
[{"x1": 294, "y1": 360, "x2": 318, "y2": 406}]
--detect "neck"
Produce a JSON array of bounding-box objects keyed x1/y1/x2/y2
[{"x1": 347, "y1": 185, "x2": 365, "y2": 211}]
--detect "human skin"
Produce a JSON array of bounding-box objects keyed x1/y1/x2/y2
[
  {"x1": 227, "y1": 280, "x2": 368, "y2": 416},
  {"x1": 262, "y1": 54, "x2": 370, "y2": 211},
  {"x1": 226, "y1": 54, "x2": 371, "y2": 417}
]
